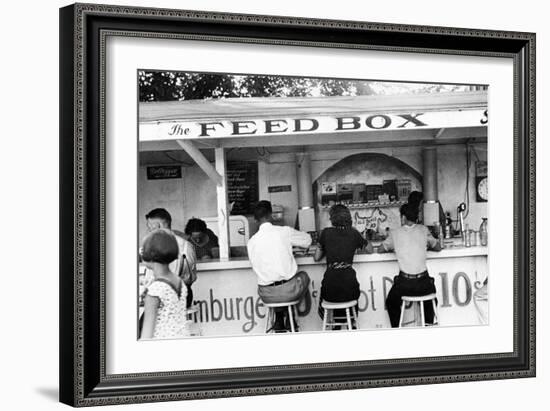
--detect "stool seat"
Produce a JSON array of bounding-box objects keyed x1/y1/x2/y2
[
  {"x1": 264, "y1": 300, "x2": 300, "y2": 308},
  {"x1": 321, "y1": 300, "x2": 358, "y2": 309},
  {"x1": 321, "y1": 300, "x2": 358, "y2": 331},
  {"x1": 402, "y1": 294, "x2": 437, "y2": 303},
  {"x1": 264, "y1": 300, "x2": 300, "y2": 333},
  {"x1": 399, "y1": 294, "x2": 438, "y2": 327}
]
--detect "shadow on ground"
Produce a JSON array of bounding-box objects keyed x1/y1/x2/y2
[{"x1": 36, "y1": 387, "x2": 58, "y2": 402}]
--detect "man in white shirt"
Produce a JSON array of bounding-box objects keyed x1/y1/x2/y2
[
  {"x1": 143, "y1": 208, "x2": 197, "y2": 307},
  {"x1": 380, "y1": 202, "x2": 441, "y2": 327},
  {"x1": 247, "y1": 201, "x2": 312, "y2": 331}
]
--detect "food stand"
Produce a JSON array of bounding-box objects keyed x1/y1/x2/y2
[{"x1": 138, "y1": 90, "x2": 489, "y2": 335}]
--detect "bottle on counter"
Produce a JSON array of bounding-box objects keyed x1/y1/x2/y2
[
  {"x1": 432, "y1": 221, "x2": 441, "y2": 240},
  {"x1": 472, "y1": 230, "x2": 479, "y2": 247},
  {"x1": 479, "y1": 218, "x2": 488, "y2": 246},
  {"x1": 444, "y1": 212, "x2": 453, "y2": 239},
  {"x1": 462, "y1": 223, "x2": 469, "y2": 246}
]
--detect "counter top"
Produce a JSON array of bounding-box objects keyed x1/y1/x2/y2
[{"x1": 196, "y1": 246, "x2": 488, "y2": 272}]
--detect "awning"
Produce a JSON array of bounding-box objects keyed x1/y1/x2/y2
[{"x1": 139, "y1": 91, "x2": 488, "y2": 145}]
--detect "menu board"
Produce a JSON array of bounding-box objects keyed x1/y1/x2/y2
[{"x1": 227, "y1": 161, "x2": 259, "y2": 215}]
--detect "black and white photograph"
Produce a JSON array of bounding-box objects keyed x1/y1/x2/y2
[
  {"x1": 1, "y1": 0, "x2": 545, "y2": 408},
  {"x1": 137, "y1": 71, "x2": 489, "y2": 339},
  {"x1": 52, "y1": 1, "x2": 537, "y2": 407}
]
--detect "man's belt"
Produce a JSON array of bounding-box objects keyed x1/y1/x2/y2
[
  {"x1": 399, "y1": 270, "x2": 428, "y2": 279},
  {"x1": 265, "y1": 278, "x2": 290, "y2": 287}
]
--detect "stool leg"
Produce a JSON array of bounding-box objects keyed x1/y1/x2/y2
[
  {"x1": 322, "y1": 308, "x2": 328, "y2": 331},
  {"x1": 288, "y1": 306, "x2": 295, "y2": 332},
  {"x1": 351, "y1": 306, "x2": 358, "y2": 329},
  {"x1": 432, "y1": 299, "x2": 438, "y2": 325},
  {"x1": 265, "y1": 308, "x2": 272, "y2": 333},
  {"x1": 420, "y1": 301, "x2": 426, "y2": 327},
  {"x1": 399, "y1": 300, "x2": 406, "y2": 327},
  {"x1": 346, "y1": 308, "x2": 352, "y2": 330}
]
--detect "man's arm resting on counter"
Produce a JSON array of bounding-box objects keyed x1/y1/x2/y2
[
  {"x1": 377, "y1": 244, "x2": 391, "y2": 253},
  {"x1": 378, "y1": 232, "x2": 394, "y2": 253},
  {"x1": 429, "y1": 242, "x2": 443, "y2": 252},
  {"x1": 426, "y1": 230, "x2": 442, "y2": 252},
  {"x1": 289, "y1": 228, "x2": 312, "y2": 249}
]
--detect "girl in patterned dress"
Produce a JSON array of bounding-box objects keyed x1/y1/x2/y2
[{"x1": 140, "y1": 229, "x2": 190, "y2": 339}]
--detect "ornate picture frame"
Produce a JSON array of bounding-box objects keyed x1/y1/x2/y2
[{"x1": 59, "y1": 3, "x2": 535, "y2": 407}]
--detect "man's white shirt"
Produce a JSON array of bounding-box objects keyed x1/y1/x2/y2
[{"x1": 247, "y1": 222, "x2": 312, "y2": 286}]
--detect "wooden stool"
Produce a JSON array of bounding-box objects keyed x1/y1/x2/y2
[
  {"x1": 264, "y1": 300, "x2": 300, "y2": 333},
  {"x1": 321, "y1": 300, "x2": 358, "y2": 331},
  {"x1": 399, "y1": 294, "x2": 438, "y2": 327}
]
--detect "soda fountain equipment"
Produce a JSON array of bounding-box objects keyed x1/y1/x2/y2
[{"x1": 457, "y1": 202, "x2": 467, "y2": 243}]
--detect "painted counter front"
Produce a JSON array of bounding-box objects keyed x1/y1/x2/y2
[{"x1": 188, "y1": 247, "x2": 488, "y2": 336}]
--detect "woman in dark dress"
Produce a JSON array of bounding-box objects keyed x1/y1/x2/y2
[{"x1": 314, "y1": 204, "x2": 372, "y2": 327}]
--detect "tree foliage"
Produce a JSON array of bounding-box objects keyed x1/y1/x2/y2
[
  {"x1": 139, "y1": 71, "x2": 378, "y2": 102},
  {"x1": 138, "y1": 70, "x2": 472, "y2": 102}
]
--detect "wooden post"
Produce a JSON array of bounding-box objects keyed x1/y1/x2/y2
[
  {"x1": 215, "y1": 148, "x2": 230, "y2": 261},
  {"x1": 296, "y1": 152, "x2": 313, "y2": 208},
  {"x1": 176, "y1": 139, "x2": 222, "y2": 186},
  {"x1": 423, "y1": 146, "x2": 439, "y2": 226},
  {"x1": 296, "y1": 152, "x2": 316, "y2": 231}
]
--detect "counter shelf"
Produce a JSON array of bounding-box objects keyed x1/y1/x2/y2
[
  {"x1": 318, "y1": 200, "x2": 408, "y2": 209},
  {"x1": 196, "y1": 245, "x2": 488, "y2": 271}
]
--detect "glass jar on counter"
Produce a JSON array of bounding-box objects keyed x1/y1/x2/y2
[
  {"x1": 479, "y1": 218, "x2": 488, "y2": 246},
  {"x1": 462, "y1": 223, "x2": 469, "y2": 246},
  {"x1": 471, "y1": 230, "x2": 479, "y2": 247},
  {"x1": 465, "y1": 229, "x2": 472, "y2": 247}
]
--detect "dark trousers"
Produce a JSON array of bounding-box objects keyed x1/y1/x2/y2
[
  {"x1": 186, "y1": 284, "x2": 193, "y2": 308},
  {"x1": 386, "y1": 271, "x2": 437, "y2": 328}
]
